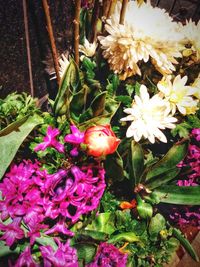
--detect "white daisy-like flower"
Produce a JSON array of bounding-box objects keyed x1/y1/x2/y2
[
  {"x1": 58, "y1": 53, "x2": 70, "y2": 78},
  {"x1": 79, "y1": 38, "x2": 97, "y2": 57},
  {"x1": 120, "y1": 85, "x2": 177, "y2": 143},
  {"x1": 181, "y1": 20, "x2": 200, "y2": 61},
  {"x1": 99, "y1": 1, "x2": 183, "y2": 80},
  {"x1": 157, "y1": 75, "x2": 199, "y2": 115},
  {"x1": 192, "y1": 73, "x2": 200, "y2": 100}
]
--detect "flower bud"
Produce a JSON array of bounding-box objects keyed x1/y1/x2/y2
[{"x1": 84, "y1": 125, "x2": 120, "y2": 157}]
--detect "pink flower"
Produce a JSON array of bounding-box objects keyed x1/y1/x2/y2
[
  {"x1": 45, "y1": 219, "x2": 74, "y2": 237},
  {"x1": 86, "y1": 242, "x2": 128, "y2": 267},
  {"x1": 34, "y1": 126, "x2": 65, "y2": 153},
  {"x1": 64, "y1": 125, "x2": 85, "y2": 157},
  {"x1": 84, "y1": 125, "x2": 120, "y2": 157},
  {"x1": 191, "y1": 128, "x2": 200, "y2": 141},
  {"x1": 13, "y1": 246, "x2": 39, "y2": 267},
  {"x1": 64, "y1": 125, "x2": 84, "y2": 144},
  {"x1": 40, "y1": 239, "x2": 78, "y2": 267},
  {"x1": 0, "y1": 218, "x2": 24, "y2": 247}
]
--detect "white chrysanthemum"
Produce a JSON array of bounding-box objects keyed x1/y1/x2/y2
[
  {"x1": 181, "y1": 20, "x2": 200, "y2": 61},
  {"x1": 157, "y1": 75, "x2": 199, "y2": 115},
  {"x1": 58, "y1": 53, "x2": 70, "y2": 78},
  {"x1": 120, "y1": 85, "x2": 177, "y2": 143},
  {"x1": 99, "y1": 1, "x2": 183, "y2": 80},
  {"x1": 79, "y1": 38, "x2": 97, "y2": 57},
  {"x1": 192, "y1": 73, "x2": 200, "y2": 100}
]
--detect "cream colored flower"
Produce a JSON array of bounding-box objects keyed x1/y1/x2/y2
[
  {"x1": 58, "y1": 53, "x2": 70, "y2": 78},
  {"x1": 157, "y1": 75, "x2": 199, "y2": 115},
  {"x1": 99, "y1": 1, "x2": 183, "y2": 80},
  {"x1": 120, "y1": 85, "x2": 177, "y2": 143},
  {"x1": 192, "y1": 73, "x2": 200, "y2": 99},
  {"x1": 79, "y1": 38, "x2": 97, "y2": 57},
  {"x1": 181, "y1": 20, "x2": 200, "y2": 61}
]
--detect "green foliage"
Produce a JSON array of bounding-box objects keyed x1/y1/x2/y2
[
  {"x1": 0, "y1": 92, "x2": 38, "y2": 130},
  {"x1": 53, "y1": 59, "x2": 80, "y2": 116},
  {"x1": 0, "y1": 113, "x2": 43, "y2": 179},
  {"x1": 152, "y1": 185, "x2": 200, "y2": 205}
]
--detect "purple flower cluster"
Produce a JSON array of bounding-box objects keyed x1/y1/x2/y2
[
  {"x1": 12, "y1": 238, "x2": 78, "y2": 267},
  {"x1": 86, "y1": 242, "x2": 128, "y2": 267},
  {"x1": 40, "y1": 238, "x2": 78, "y2": 267},
  {"x1": 177, "y1": 128, "x2": 200, "y2": 186},
  {"x1": 170, "y1": 128, "x2": 200, "y2": 228},
  {"x1": 0, "y1": 160, "x2": 106, "y2": 248}
]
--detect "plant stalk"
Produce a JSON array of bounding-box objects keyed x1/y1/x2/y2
[
  {"x1": 74, "y1": 0, "x2": 81, "y2": 66},
  {"x1": 42, "y1": 0, "x2": 61, "y2": 86},
  {"x1": 90, "y1": 0, "x2": 100, "y2": 43},
  {"x1": 120, "y1": 0, "x2": 129, "y2": 25},
  {"x1": 23, "y1": 0, "x2": 34, "y2": 97}
]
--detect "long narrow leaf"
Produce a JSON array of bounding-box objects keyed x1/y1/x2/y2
[
  {"x1": 153, "y1": 185, "x2": 200, "y2": 205},
  {"x1": 146, "y1": 141, "x2": 188, "y2": 181},
  {"x1": 172, "y1": 228, "x2": 199, "y2": 262},
  {"x1": 145, "y1": 167, "x2": 180, "y2": 190},
  {"x1": 131, "y1": 141, "x2": 144, "y2": 185}
]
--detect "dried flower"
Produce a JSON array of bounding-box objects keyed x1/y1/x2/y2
[
  {"x1": 99, "y1": 1, "x2": 183, "y2": 79},
  {"x1": 157, "y1": 75, "x2": 199, "y2": 115},
  {"x1": 34, "y1": 126, "x2": 65, "y2": 153},
  {"x1": 84, "y1": 125, "x2": 120, "y2": 157},
  {"x1": 120, "y1": 85, "x2": 177, "y2": 143}
]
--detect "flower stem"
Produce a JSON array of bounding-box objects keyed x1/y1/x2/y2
[
  {"x1": 120, "y1": 0, "x2": 129, "y2": 25},
  {"x1": 90, "y1": 0, "x2": 100, "y2": 43},
  {"x1": 74, "y1": 0, "x2": 81, "y2": 66},
  {"x1": 42, "y1": 0, "x2": 61, "y2": 86}
]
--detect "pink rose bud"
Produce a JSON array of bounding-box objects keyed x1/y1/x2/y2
[{"x1": 84, "y1": 125, "x2": 120, "y2": 157}]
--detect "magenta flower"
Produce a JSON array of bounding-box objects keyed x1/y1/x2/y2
[
  {"x1": 86, "y1": 242, "x2": 128, "y2": 267},
  {"x1": 191, "y1": 128, "x2": 200, "y2": 141},
  {"x1": 64, "y1": 125, "x2": 84, "y2": 156},
  {"x1": 13, "y1": 246, "x2": 39, "y2": 267},
  {"x1": 64, "y1": 125, "x2": 85, "y2": 144},
  {"x1": 45, "y1": 219, "x2": 74, "y2": 237},
  {"x1": 40, "y1": 239, "x2": 78, "y2": 267},
  {"x1": 0, "y1": 218, "x2": 24, "y2": 247},
  {"x1": 34, "y1": 126, "x2": 65, "y2": 153}
]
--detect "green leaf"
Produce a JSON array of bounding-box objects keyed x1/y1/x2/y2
[
  {"x1": 172, "y1": 228, "x2": 199, "y2": 262},
  {"x1": 148, "y1": 214, "x2": 166, "y2": 239},
  {"x1": 108, "y1": 232, "x2": 141, "y2": 244},
  {"x1": 146, "y1": 141, "x2": 188, "y2": 181},
  {"x1": 131, "y1": 141, "x2": 144, "y2": 186},
  {"x1": 75, "y1": 243, "x2": 97, "y2": 264},
  {"x1": 136, "y1": 194, "x2": 153, "y2": 219},
  {"x1": 86, "y1": 212, "x2": 116, "y2": 235},
  {"x1": 53, "y1": 59, "x2": 79, "y2": 116},
  {"x1": 0, "y1": 241, "x2": 20, "y2": 257},
  {"x1": 145, "y1": 167, "x2": 180, "y2": 190},
  {"x1": 76, "y1": 229, "x2": 107, "y2": 241},
  {"x1": 104, "y1": 151, "x2": 124, "y2": 181},
  {"x1": 91, "y1": 92, "x2": 106, "y2": 117},
  {"x1": 36, "y1": 235, "x2": 58, "y2": 250},
  {"x1": 0, "y1": 113, "x2": 43, "y2": 180},
  {"x1": 153, "y1": 185, "x2": 200, "y2": 205},
  {"x1": 0, "y1": 115, "x2": 29, "y2": 137}
]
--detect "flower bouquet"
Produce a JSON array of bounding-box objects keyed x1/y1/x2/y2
[{"x1": 0, "y1": 1, "x2": 200, "y2": 266}]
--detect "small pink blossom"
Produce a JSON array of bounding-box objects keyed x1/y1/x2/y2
[
  {"x1": 0, "y1": 218, "x2": 24, "y2": 247},
  {"x1": 34, "y1": 126, "x2": 65, "y2": 153}
]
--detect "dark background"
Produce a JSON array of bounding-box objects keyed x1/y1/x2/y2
[{"x1": 0, "y1": 0, "x2": 199, "y2": 99}]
